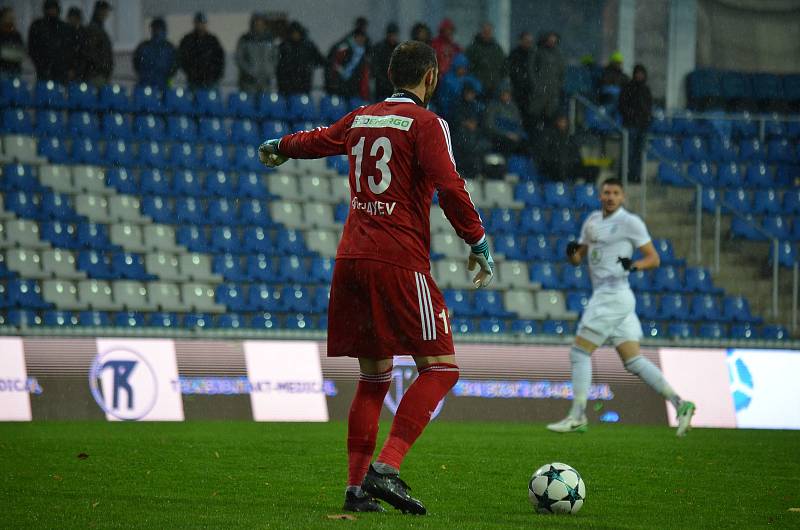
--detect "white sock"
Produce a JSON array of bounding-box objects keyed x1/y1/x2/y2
[
  {"x1": 568, "y1": 346, "x2": 592, "y2": 419},
  {"x1": 624, "y1": 355, "x2": 682, "y2": 408}
]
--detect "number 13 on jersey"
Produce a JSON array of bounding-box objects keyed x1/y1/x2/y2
[{"x1": 352, "y1": 136, "x2": 393, "y2": 194}]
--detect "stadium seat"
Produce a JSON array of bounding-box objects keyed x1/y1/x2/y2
[
  {"x1": 111, "y1": 252, "x2": 152, "y2": 280},
  {"x1": 79, "y1": 310, "x2": 110, "y2": 327},
  {"x1": 684, "y1": 267, "x2": 722, "y2": 294},
  {"x1": 199, "y1": 118, "x2": 228, "y2": 144},
  {"x1": 1, "y1": 77, "x2": 31, "y2": 106},
  {"x1": 208, "y1": 199, "x2": 237, "y2": 226},
  {"x1": 175, "y1": 197, "x2": 204, "y2": 225},
  {"x1": 228, "y1": 91, "x2": 257, "y2": 118},
  {"x1": 41, "y1": 248, "x2": 84, "y2": 280},
  {"x1": 544, "y1": 182, "x2": 572, "y2": 208},
  {"x1": 194, "y1": 89, "x2": 225, "y2": 116},
  {"x1": 652, "y1": 239, "x2": 685, "y2": 267},
  {"x1": 5, "y1": 248, "x2": 46, "y2": 279},
  {"x1": 288, "y1": 94, "x2": 318, "y2": 122},
  {"x1": 744, "y1": 162, "x2": 773, "y2": 188},
  {"x1": 731, "y1": 214, "x2": 764, "y2": 241},
  {"x1": 697, "y1": 322, "x2": 726, "y2": 340},
  {"x1": 146, "y1": 311, "x2": 179, "y2": 328},
  {"x1": 3, "y1": 108, "x2": 34, "y2": 135},
  {"x1": 513, "y1": 181, "x2": 543, "y2": 206},
  {"x1": 76, "y1": 222, "x2": 115, "y2": 250},
  {"x1": 681, "y1": 136, "x2": 707, "y2": 162},
  {"x1": 205, "y1": 171, "x2": 236, "y2": 198},
  {"x1": 7, "y1": 278, "x2": 50, "y2": 309},
  {"x1": 209, "y1": 226, "x2": 239, "y2": 253},
  {"x1": 650, "y1": 136, "x2": 681, "y2": 161},
  {"x1": 635, "y1": 292, "x2": 658, "y2": 320},
  {"x1": 319, "y1": 95, "x2": 348, "y2": 122},
  {"x1": 184, "y1": 313, "x2": 213, "y2": 329},
  {"x1": 218, "y1": 313, "x2": 245, "y2": 329},
  {"x1": 250, "y1": 311, "x2": 279, "y2": 330},
  {"x1": 474, "y1": 290, "x2": 512, "y2": 318},
  {"x1": 76, "y1": 249, "x2": 114, "y2": 279},
  {"x1": 275, "y1": 229, "x2": 310, "y2": 256},
  {"x1": 550, "y1": 208, "x2": 579, "y2": 235},
  {"x1": 181, "y1": 283, "x2": 225, "y2": 313},
  {"x1": 231, "y1": 119, "x2": 259, "y2": 144},
  {"x1": 529, "y1": 262, "x2": 560, "y2": 289},
  {"x1": 628, "y1": 269, "x2": 650, "y2": 291},
  {"x1": 242, "y1": 227, "x2": 274, "y2": 254},
  {"x1": 68, "y1": 111, "x2": 102, "y2": 141},
  {"x1": 139, "y1": 141, "x2": 168, "y2": 169},
  {"x1": 723, "y1": 188, "x2": 751, "y2": 215},
  {"x1": 309, "y1": 257, "x2": 334, "y2": 284},
  {"x1": 6, "y1": 309, "x2": 41, "y2": 327},
  {"x1": 35, "y1": 110, "x2": 65, "y2": 138},
  {"x1": 519, "y1": 207, "x2": 547, "y2": 234},
  {"x1": 142, "y1": 195, "x2": 174, "y2": 224},
  {"x1": 770, "y1": 240, "x2": 797, "y2": 268},
  {"x1": 536, "y1": 290, "x2": 575, "y2": 320},
  {"x1": 164, "y1": 86, "x2": 193, "y2": 114},
  {"x1": 109, "y1": 222, "x2": 145, "y2": 251},
  {"x1": 687, "y1": 161, "x2": 715, "y2": 187},
  {"x1": 761, "y1": 325, "x2": 788, "y2": 341},
  {"x1": 171, "y1": 169, "x2": 201, "y2": 196},
  {"x1": 215, "y1": 283, "x2": 249, "y2": 312},
  {"x1": 667, "y1": 322, "x2": 693, "y2": 339},
  {"x1": 232, "y1": 145, "x2": 263, "y2": 172},
  {"x1": 561, "y1": 265, "x2": 591, "y2": 290},
  {"x1": 566, "y1": 291, "x2": 590, "y2": 314},
  {"x1": 279, "y1": 255, "x2": 309, "y2": 283},
  {"x1": 310, "y1": 287, "x2": 330, "y2": 313},
  {"x1": 202, "y1": 143, "x2": 228, "y2": 170},
  {"x1": 282, "y1": 285, "x2": 313, "y2": 313},
  {"x1": 179, "y1": 253, "x2": 219, "y2": 282},
  {"x1": 145, "y1": 252, "x2": 181, "y2": 281},
  {"x1": 752, "y1": 189, "x2": 781, "y2": 215},
  {"x1": 783, "y1": 189, "x2": 800, "y2": 215},
  {"x1": 651, "y1": 265, "x2": 682, "y2": 292},
  {"x1": 34, "y1": 80, "x2": 67, "y2": 109},
  {"x1": 133, "y1": 114, "x2": 166, "y2": 142},
  {"x1": 143, "y1": 224, "x2": 180, "y2": 252},
  {"x1": 444, "y1": 289, "x2": 475, "y2": 318},
  {"x1": 690, "y1": 294, "x2": 721, "y2": 321},
  {"x1": 541, "y1": 319, "x2": 573, "y2": 336},
  {"x1": 722, "y1": 296, "x2": 761, "y2": 323},
  {"x1": 767, "y1": 138, "x2": 795, "y2": 164},
  {"x1": 4, "y1": 190, "x2": 40, "y2": 217},
  {"x1": 497, "y1": 261, "x2": 530, "y2": 290},
  {"x1": 486, "y1": 208, "x2": 517, "y2": 233},
  {"x1": 248, "y1": 284, "x2": 282, "y2": 312},
  {"x1": 245, "y1": 253, "x2": 278, "y2": 282},
  {"x1": 493, "y1": 234, "x2": 524, "y2": 260},
  {"x1": 132, "y1": 86, "x2": 163, "y2": 114},
  {"x1": 657, "y1": 161, "x2": 687, "y2": 187},
  {"x1": 434, "y1": 259, "x2": 475, "y2": 290},
  {"x1": 36, "y1": 136, "x2": 68, "y2": 163},
  {"x1": 166, "y1": 116, "x2": 197, "y2": 143},
  {"x1": 707, "y1": 136, "x2": 737, "y2": 163},
  {"x1": 237, "y1": 199, "x2": 269, "y2": 227},
  {"x1": 268, "y1": 173, "x2": 300, "y2": 200},
  {"x1": 43, "y1": 309, "x2": 79, "y2": 327},
  {"x1": 658, "y1": 294, "x2": 688, "y2": 320},
  {"x1": 739, "y1": 139, "x2": 766, "y2": 162},
  {"x1": 716, "y1": 162, "x2": 742, "y2": 188},
  {"x1": 477, "y1": 318, "x2": 506, "y2": 334},
  {"x1": 237, "y1": 172, "x2": 269, "y2": 199},
  {"x1": 762, "y1": 215, "x2": 791, "y2": 240},
  {"x1": 260, "y1": 92, "x2": 288, "y2": 120},
  {"x1": 170, "y1": 142, "x2": 201, "y2": 170},
  {"x1": 729, "y1": 322, "x2": 756, "y2": 340}
]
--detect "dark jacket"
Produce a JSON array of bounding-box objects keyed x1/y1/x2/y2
[
  {"x1": 133, "y1": 34, "x2": 177, "y2": 89},
  {"x1": 600, "y1": 64, "x2": 629, "y2": 103},
  {"x1": 528, "y1": 40, "x2": 565, "y2": 117},
  {"x1": 178, "y1": 30, "x2": 225, "y2": 88},
  {"x1": 619, "y1": 79, "x2": 653, "y2": 130},
  {"x1": 325, "y1": 35, "x2": 369, "y2": 99},
  {"x1": 82, "y1": 19, "x2": 113, "y2": 81},
  {"x1": 484, "y1": 99, "x2": 525, "y2": 140},
  {"x1": 277, "y1": 25, "x2": 324, "y2": 95},
  {"x1": 0, "y1": 27, "x2": 25, "y2": 76},
  {"x1": 28, "y1": 15, "x2": 73, "y2": 83},
  {"x1": 465, "y1": 35, "x2": 506, "y2": 97},
  {"x1": 235, "y1": 20, "x2": 278, "y2": 93},
  {"x1": 370, "y1": 38, "x2": 397, "y2": 101},
  {"x1": 536, "y1": 126, "x2": 583, "y2": 181},
  {"x1": 507, "y1": 44, "x2": 531, "y2": 112}
]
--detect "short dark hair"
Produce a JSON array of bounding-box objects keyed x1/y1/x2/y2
[
  {"x1": 388, "y1": 40, "x2": 437, "y2": 90},
  {"x1": 602, "y1": 177, "x2": 624, "y2": 189}
]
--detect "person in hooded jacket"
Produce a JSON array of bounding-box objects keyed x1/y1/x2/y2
[
  {"x1": 325, "y1": 28, "x2": 370, "y2": 99},
  {"x1": 178, "y1": 12, "x2": 225, "y2": 89},
  {"x1": 431, "y1": 18, "x2": 461, "y2": 78},
  {"x1": 410, "y1": 22, "x2": 432, "y2": 45},
  {"x1": 619, "y1": 64, "x2": 653, "y2": 182},
  {"x1": 465, "y1": 22, "x2": 506, "y2": 99},
  {"x1": 0, "y1": 7, "x2": 25, "y2": 77},
  {"x1": 28, "y1": 0, "x2": 73, "y2": 83},
  {"x1": 507, "y1": 31, "x2": 534, "y2": 121},
  {"x1": 528, "y1": 30, "x2": 565, "y2": 131},
  {"x1": 82, "y1": 1, "x2": 113, "y2": 87},
  {"x1": 133, "y1": 17, "x2": 177, "y2": 89},
  {"x1": 370, "y1": 22, "x2": 400, "y2": 100},
  {"x1": 277, "y1": 21, "x2": 325, "y2": 96},
  {"x1": 235, "y1": 12, "x2": 278, "y2": 94},
  {"x1": 435, "y1": 53, "x2": 482, "y2": 120}
]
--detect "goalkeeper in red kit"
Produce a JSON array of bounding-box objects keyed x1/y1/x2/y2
[{"x1": 259, "y1": 41, "x2": 493, "y2": 515}]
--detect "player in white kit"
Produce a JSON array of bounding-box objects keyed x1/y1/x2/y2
[{"x1": 547, "y1": 178, "x2": 696, "y2": 436}]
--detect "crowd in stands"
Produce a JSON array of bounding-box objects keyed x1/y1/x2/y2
[{"x1": 1, "y1": 1, "x2": 660, "y2": 182}]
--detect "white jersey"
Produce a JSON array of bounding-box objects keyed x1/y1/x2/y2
[{"x1": 579, "y1": 207, "x2": 651, "y2": 291}]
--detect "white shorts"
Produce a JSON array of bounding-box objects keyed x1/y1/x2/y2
[{"x1": 576, "y1": 288, "x2": 643, "y2": 347}]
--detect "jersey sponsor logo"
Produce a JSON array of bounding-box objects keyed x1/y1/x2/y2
[
  {"x1": 351, "y1": 196, "x2": 397, "y2": 216},
  {"x1": 352, "y1": 114, "x2": 414, "y2": 131}
]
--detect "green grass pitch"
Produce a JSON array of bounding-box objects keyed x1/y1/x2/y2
[{"x1": 1, "y1": 421, "x2": 798, "y2": 529}]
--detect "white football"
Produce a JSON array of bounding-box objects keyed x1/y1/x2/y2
[{"x1": 528, "y1": 462, "x2": 586, "y2": 515}]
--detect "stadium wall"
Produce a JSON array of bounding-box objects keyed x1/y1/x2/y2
[{"x1": 1, "y1": 337, "x2": 798, "y2": 429}]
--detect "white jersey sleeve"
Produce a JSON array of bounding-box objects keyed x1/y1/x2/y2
[{"x1": 627, "y1": 214, "x2": 651, "y2": 248}]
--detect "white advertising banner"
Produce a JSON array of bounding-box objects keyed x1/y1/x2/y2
[
  {"x1": 92, "y1": 339, "x2": 184, "y2": 421},
  {"x1": 0, "y1": 337, "x2": 33, "y2": 421},
  {"x1": 244, "y1": 341, "x2": 328, "y2": 422},
  {"x1": 727, "y1": 349, "x2": 800, "y2": 430}
]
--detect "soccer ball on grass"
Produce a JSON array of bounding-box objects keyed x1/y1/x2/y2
[{"x1": 528, "y1": 462, "x2": 585, "y2": 514}]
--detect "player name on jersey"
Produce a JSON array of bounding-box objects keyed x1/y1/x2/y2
[{"x1": 351, "y1": 196, "x2": 397, "y2": 216}]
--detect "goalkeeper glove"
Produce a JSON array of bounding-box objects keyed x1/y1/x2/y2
[
  {"x1": 566, "y1": 241, "x2": 581, "y2": 258},
  {"x1": 258, "y1": 138, "x2": 289, "y2": 168},
  {"x1": 467, "y1": 237, "x2": 494, "y2": 288},
  {"x1": 617, "y1": 256, "x2": 637, "y2": 271}
]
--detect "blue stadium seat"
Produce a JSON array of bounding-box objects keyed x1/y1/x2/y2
[
  {"x1": 41, "y1": 191, "x2": 79, "y2": 221},
  {"x1": 698, "y1": 322, "x2": 726, "y2": 340},
  {"x1": 477, "y1": 318, "x2": 506, "y2": 334},
  {"x1": 681, "y1": 136, "x2": 707, "y2": 162},
  {"x1": 35, "y1": 110, "x2": 66, "y2": 137},
  {"x1": 199, "y1": 117, "x2": 228, "y2": 144},
  {"x1": 34, "y1": 80, "x2": 68, "y2": 109},
  {"x1": 7, "y1": 279, "x2": 49, "y2": 309},
  {"x1": 651, "y1": 265, "x2": 682, "y2": 292},
  {"x1": 507, "y1": 155, "x2": 537, "y2": 180},
  {"x1": 550, "y1": 208, "x2": 578, "y2": 235},
  {"x1": 745, "y1": 162, "x2": 773, "y2": 188},
  {"x1": 752, "y1": 189, "x2": 781, "y2": 215},
  {"x1": 105, "y1": 139, "x2": 135, "y2": 167},
  {"x1": 216, "y1": 283, "x2": 249, "y2": 312},
  {"x1": 777, "y1": 164, "x2": 800, "y2": 187},
  {"x1": 104, "y1": 167, "x2": 136, "y2": 195},
  {"x1": 652, "y1": 239, "x2": 684, "y2": 267},
  {"x1": 2, "y1": 163, "x2": 39, "y2": 191},
  {"x1": 218, "y1": 313, "x2": 246, "y2": 329},
  {"x1": 142, "y1": 195, "x2": 174, "y2": 224},
  {"x1": 739, "y1": 138, "x2": 766, "y2": 162},
  {"x1": 164, "y1": 86, "x2": 193, "y2": 114},
  {"x1": 169, "y1": 169, "x2": 199, "y2": 196},
  {"x1": 474, "y1": 290, "x2": 512, "y2": 318},
  {"x1": 635, "y1": 292, "x2": 659, "y2": 320},
  {"x1": 720, "y1": 72, "x2": 752, "y2": 104},
  {"x1": 690, "y1": 294, "x2": 721, "y2": 321},
  {"x1": 722, "y1": 296, "x2": 761, "y2": 323},
  {"x1": 147, "y1": 312, "x2": 179, "y2": 328},
  {"x1": 133, "y1": 114, "x2": 165, "y2": 142},
  {"x1": 687, "y1": 161, "x2": 715, "y2": 186},
  {"x1": 213, "y1": 253, "x2": 248, "y2": 282},
  {"x1": 770, "y1": 240, "x2": 797, "y2": 268},
  {"x1": 239, "y1": 199, "x2": 271, "y2": 226},
  {"x1": 327, "y1": 154, "x2": 349, "y2": 175},
  {"x1": 1, "y1": 77, "x2": 31, "y2": 106},
  {"x1": 275, "y1": 229, "x2": 309, "y2": 255},
  {"x1": 628, "y1": 269, "x2": 651, "y2": 291},
  {"x1": 67, "y1": 111, "x2": 101, "y2": 139},
  {"x1": 231, "y1": 119, "x2": 260, "y2": 144},
  {"x1": 227, "y1": 91, "x2": 258, "y2": 118},
  {"x1": 697, "y1": 187, "x2": 719, "y2": 216},
  {"x1": 66, "y1": 82, "x2": 97, "y2": 110},
  {"x1": 76, "y1": 222, "x2": 115, "y2": 250},
  {"x1": 132, "y1": 85, "x2": 163, "y2": 114},
  {"x1": 574, "y1": 184, "x2": 600, "y2": 210},
  {"x1": 723, "y1": 188, "x2": 751, "y2": 215},
  {"x1": 792, "y1": 219, "x2": 800, "y2": 242},
  {"x1": 248, "y1": 284, "x2": 282, "y2": 312},
  {"x1": 641, "y1": 320, "x2": 662, "y2": 339},
  {"x1": 767, "y1": 139, "x2": 795, "y2": 164},
  {"x1": 510, "y1": 319, "x2": 538, "y2": 336},
  {"x1": 494, "y1": 233, "x2": 525, "y2": 260},
  {"x1": 708, "y1": 136, "x2": 737, "y2": 162},
  {"x1": 684, "y1": 267, "x2": 722, "y2": 294},
  {"x1": 659, "y1": 294, "x2": 688, "y2": 320},
  {"x1": 519, "y1": 207, "x2": 547, "y2": 233},
  {"x1": 98, "y1": 84, "x2": 130, "y2": 111},
  {"x1": 451, "y1": 317, "x2": 474, "y2": 334},
  {"x1": 761, "y1": 325, "x2": 788, "y2": 341},
  {"x1": 194, "y1": 89, "x2": 225, "y2": 116},
  {"x1": 667, "y1": 322, "x2": 693, "y2": 339},
  {"x1": 208, "y1": 198, "x2": 237, "y2": 225},
  {"x1": 286, "y1": 313, "x2": 314, "y2": 331},
  {"x1": 283, "y1": 285, "x2": 313, "y2": 313},
  {"x1": 541, "y1": 319, "x2": 573, "y2": 336},
  {"x1": 671, "y1": 111, "x2": 707, "y2": 136},
  {"x1": 41, "y1": 221, "x2": 79, "y2": 249},
  {"x1": 236, "y1": 172, "x2": 269, "y2": 199},
  {"x1": 175, "y1": 197, "x2": 204, "y2": 225},
  {"x1": 232, "y1": 145, "x2": 263, "y2": 172},
  {"x1": 260, "y1": 92, "x2": 288, "y2": 120},
  {"x1": 525, "y1": 235, "x2": 555, "y2": 261},
  {"x1": 38, "y1": 136, "x2": 69, "y2": 163},
  {"x1": 101, "y1": 112, "x2": 133, "y2": 140},
  {"x1": 205, "y1": 171, "x2": 236, "y2": 198},
  {"x1": 4, "y1": 191, "x2": 40, "y2": 218},
  {"x1": 184, "y1": 313, "x2": 213, "y2": 329},
  {"x1": 138, "y1": 141, "x2": 168, "y2": 169},
  {"x1": 139, "y1": 169, "x2": 168, "y2": 196},
  {"x1": 176, "y1": 225, "x2": 210, "y2": 252},
  {"x1": 752, "y1": 73, "x2": 783, "y2": 103},
  {"x1": 250, "y1": 311, "x2": 279, "y2": 330},
  {"x1": 334, "y1": 203, "x2": 349, "y2": 224},
  {"x1": 246, "y1": 253, "x2": 278, "y2": 282},
  {"x1": 762, "y1": 216, "x2": 791, "y2": 240},
  {"x1": 171, "y1": 143, "x2": 201, "y2": 170},
  {"x1": 657, "y1": 161, "x2": 688, "y2": 187},
  {"x1": 319, "y1": 95, "x2": 348, "y2": 122},
  {"x1": 71, "y1": 138, "x2": 102, "y2": 165},
  {"x1": 650, "y1": 136, "x2": 681, "y2": 161},
  {"x1": 288, "y1": 94, "x2": 318, "y2": 122},
  {"x1": 3, "y1": 108, "x2": 33, "y2": 134},
  {"x1": 729, "y1": 322, "x2": 756, "y2": 340},
  {"x1": 279, "y1": 255, "x2": 309, "y2": 283},
  {"x1": 310, "y1": 287, "x2": 330, "y2": 313},
  {"x1": 561, "y1": 266, "x2": 591, "y2": 290},
  {"x1": 530, "y1": 262, "x2": 560, "y2": 289},
  {"x1": 166, "y1": 116, "x2": 198, "y2": 143},
  {"x1": 731, "y1": 214, "x2": 764, "y2": 241},
  {"x1": 6, "y1": 309, "x2": 41, "y2": 327},
  {"x1": 242, "y1": 227, "x2": 274, "y2": 254},
  {"x1": 309, "y1": 257, "x2": 334, "y2": 284},
  {"x1": 110, "y1": 252, "x2": 151, "y2": 280},
  {"x1": 263, "y1": 120, "x2": 289, "y2": 139},
  {"x1": 210, "y1": 226, "x2": 240, "y2": 253},
  {"x1": 544, "y1": 182, "x2": 572, "y2": 208},
  {"x1": 77, "y1": 250, "x2": 114, "y2": 279},
  {"x1": 486, "y1": 208, "x2": 517, "y2": 233},
  {"x1": 444, "y1": 289, "x2": 476, "y2": 317},
  {"x1": 566, "y1": 291, "x2": 590, "y2": 314},
  {"x1": 717, "y1": 162, "x2": 743, "y2": 188},
  {"x1": 79, "y1": 310, "x2": 111, "y2": 327}
]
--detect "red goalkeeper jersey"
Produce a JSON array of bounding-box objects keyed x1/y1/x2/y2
[{"x1": 278, "y1": 94, "x2": 485, "y2": 273}]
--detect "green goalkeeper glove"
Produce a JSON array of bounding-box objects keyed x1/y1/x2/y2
[
  {"x1": 467, "y1": 237, "x2": 494, "y2": 288},
  {"x1": 258, "y1": 138, "x2": 289, "y2": 168}
]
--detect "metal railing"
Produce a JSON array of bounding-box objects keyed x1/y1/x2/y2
[{"x1": 570, "y1": 95, "x2": 799, "y2": 333}]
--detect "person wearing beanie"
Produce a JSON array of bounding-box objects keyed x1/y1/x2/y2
[
  {"x1": 235, "y1": 12, "x2": 278, "y2": 94},
  {"x1": 600, "y1": 51, "x2": 630, "y2": 105},
  {"x1": 133, "y1": 17, "x2": 177, "y2": 89},
  {"x1": 619, "y1": 64, "x2": 653, "y2": 182},
  {"x1": 178, "y1": 12, "x2": 225, "y2": 89},
  {"x1": 465, "y1": 22, "x2": 506, "y2": 99},
  {"x1": 370, "y1": 22, "x2": 400, "y2": 100},
  {"x1": 431, "y1": 18, "x2": 461, "y2": 77},
  {"x1": 28, "y1": 0, "x2": 74, "y2": 83},
  {"x1": 277, "y1": 21, "x2": 325, "y2": 95}
]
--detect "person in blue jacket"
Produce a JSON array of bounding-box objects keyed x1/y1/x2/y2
[{"x1": 133, "y1": 17, "x2": 177, "y2": 89}]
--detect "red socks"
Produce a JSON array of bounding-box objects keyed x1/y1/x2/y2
[
  {"x1": 377, "y1": 363, "x2": 459, "y2": 471},
  {"x1": 347, "y1": 370, "x2": 392, "y2": 487}
]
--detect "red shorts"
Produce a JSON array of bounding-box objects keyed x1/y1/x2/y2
[{"x1": 327, "y1": 259, "x2": 455, "y2": 359}]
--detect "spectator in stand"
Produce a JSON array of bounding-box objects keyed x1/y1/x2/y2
[
  {"x1": 82, "y1": 1, "x2": 113, "y2": 87},
  {"x1": 436, "y1": 53, "x2": 482, "y2": 119},
  {"x1": 600, "y1": 51, "x2": 629, "y2": 105},
  {"x1": 178, "y1": 12, "x2": 225, "y2": 90},
  {"x1": 28, "y1": 0, "x2": 73, "y2": 83},
  {"x1": 133, "y1": 17, "x2": 177, "y2": 89},
  {"x1": 353, "y1": 16, "x2": 371, "y2": 50},
  {"x1": 325, "y1": 28, "x2": 370, "y2": 100},
  {"x1": 451, "y1": 84, "x2": 490, "y2": 179},
  {"x1": 0, "y1": 7, "x2": 25, "y2": 78},
  {"x1": 528, "y1": 30, "x2": 565, "y2": 131},
  {"x1": 466, "y1": 22, "x2": 506, "y2": 99},
  {"x1": 235, "y1": 12, "x2": 278, "y2": 94},
  {"x1": 536, "y1": 115, "x2": 596, "y2": 182},
  {"x1": 431, "y1": 18, "x2": 461, "y2": 79},
  {"x1": 508, "y1": 31, "x2": 534, "y2": 125},
  {"x1": 484, "y1": 80, "x2": 528, "y2": 155},
  {"x1": 619, "y1": 64, "x2": 653, "y2": 183},
  {"x1": 277, "y1": 21, "x2": 324, "y2": 96},
  {"x1": 65, "y1": 7, "x2": 85, "y2": 82},
  {"x1": 410, "y1": 22, "x2": 432, "y2": 45},
  {"x1": 580, "y1": 54, "x2": 602, "y2": 102},
  {"x1": 370, "y1": 22, "x2": 399, "y2": 100}
]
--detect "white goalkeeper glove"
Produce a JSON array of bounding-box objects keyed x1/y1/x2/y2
[
  {"x1": 467, "y1": 236, "x2": 494, "y2": 288},
  {"x1": 258, "y1": 138, "x2": 289, "y2": 168}
]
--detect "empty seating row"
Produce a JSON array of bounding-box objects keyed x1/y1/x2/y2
[
  {"x1": 651, "y1": 135, "x2": 800, "y2": 164},
  {"x1": 657, "y1": 160, "x2": 798, "y2": 189},
  {"x1": 650, "y1": 109, "x2": 800, "y2": 139}
]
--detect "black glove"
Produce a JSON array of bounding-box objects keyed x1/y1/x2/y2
[
  {"x1": 566, "y1": 241, "x2": 581, "y2": 258},
  {"x1": 617, "y1": 257, "x2": 637, "y2": 271}
]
